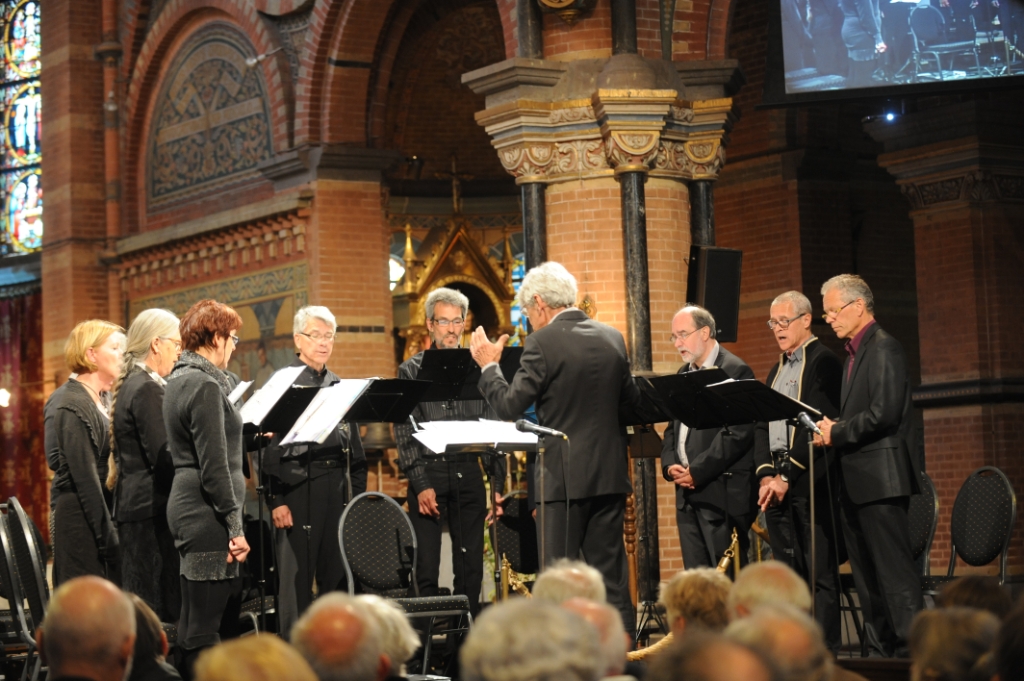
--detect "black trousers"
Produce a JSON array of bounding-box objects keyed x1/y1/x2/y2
[
  {"x1": 540, "y1": 494, "x2": 635, "y2": 635},
  {"x1": 120, "y1": 514, "x2": 181, "y2": 623},
  {"x1": 840, "y1": 492, "x2": 923, "y2": 656},
  {"x1": 176, "y1": 576, "x2": 242, "y2": 680},
  {"x1": 408, "y1": 461, "x2": 486, "y2": 616},
  {"x1": 53, "y1": 493, "x2": 116, "y2": 587},
  {"x1": 676, "y1": 501, "x2": 754, "y2": 577},
  {"x1": 764, "y1": 492, "x2": 842, "y2": 650},
  {"x1": 276, "y1": 460, "x2": 367, "y2": 632}
]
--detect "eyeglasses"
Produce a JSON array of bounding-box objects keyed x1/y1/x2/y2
[
  {"x1": 766, "y1": 315, "x2": 807, "y2": 331},
  {"x1": 229, "y1": 335, "x2": 240, "y2": 347},
  {"x1": 298, "y1": 332, "x2": 336, "y2": 343},
  {"x1": 821, "y1": 300, "x2": 856, "y2": 321},
  {"x1": 431, "y1": 318, "x2": 465, "y2": 329},
  {"x1": 160, "y1": 337, "x2": 182, "y2": 351},
  {"x1": 669, "y1": 327, "x2": 705, "y2": 343}
]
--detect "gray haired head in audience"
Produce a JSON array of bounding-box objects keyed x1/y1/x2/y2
[
  {"x1": 560, "y1": 597, "x2": 629, "y2": 677},
  {"x1": 531, "y1": 558, "x2": 607, "y2": 604},
  {"x1": 646, "y1": 630, "x2": 776, "y2": 681},
  {"x1": 659, "y1": 567, "x2": 732, "y2": 635},
  {"x1": 727, "y1": 561, "x2": 812, "y2": 620},
  {"x1": 724, "y1": 604, "x2": 832, "y2": 681},
  {"x1": 290, "y1": 593, "x2": 388, "y2": 681},
  {"x1": 37, "y1": 576, "x2": 137, "y2": 681},
  {"x1": 461, "y1": 599, "x2": 604, "y2": 681},
  {"x1": 355, "y1": 594, "x2": 421, "y2": 677},
  {"x1": 910, "y1": 607, "x2": 1000, "y2": 681}
]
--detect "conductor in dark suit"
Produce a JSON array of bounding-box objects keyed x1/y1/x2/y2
[
  {"x1": 659, "y1": 305, "x2": 757, "y2": 572},
  {"x1": 817, "y1": 274, "x2": 921, "y2": 657},
  {"x1": 469, "y1": 261, "x2": 641, "y2": 633},
  {"x1": 755, "y1": 290, "x2": 843, "y2": 649}
]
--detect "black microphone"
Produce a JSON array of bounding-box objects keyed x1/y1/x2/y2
[
  {"x1": 515, "y1": 419, "x2": 568, "y2": 440},
  {"x1": 798, "y1": 411, "x2": 823, "y2": 435}
]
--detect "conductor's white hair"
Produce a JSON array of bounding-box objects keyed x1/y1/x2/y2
[
  {"x1": 355, "y1": 595, "x2": 420, "y2": 675},
  {"x1": 294, "y1": 305, "x2": 337, "y2": 335},
  {"x1": 461, "y1": 599, "x2": 603, "y2": 681},
  {"x1": 771, "y1": 291, "x2": 812, "y2": 317},
  {"x1": 532, "y1": 559, "x2": 606, "y2": 604},
  {"x1": 517, "y1": 261, "x2": 577, "y2": 310},
  {"x1": 821, "y1": 274, "x2": 875, "y2": 313},
  {"x1": 425, "y1": 287, "x2": 470, "y2": 320}
]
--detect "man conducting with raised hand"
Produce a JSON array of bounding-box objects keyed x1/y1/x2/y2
[
  {"x1": 756, "y1": 290, "x2": 843, "y2": 649},
  {"x1": 470, "y1": 261, "x2": 642, "y2": 634},
  {"x1": 394, "y1": 287, "x2": 503, "y2": 617}
]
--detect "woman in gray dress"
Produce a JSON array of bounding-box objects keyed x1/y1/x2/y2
[{"x1": 163, "y1": 300, "x2": 249, "y2": 678}]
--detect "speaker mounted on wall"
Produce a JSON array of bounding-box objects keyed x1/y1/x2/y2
[{"x1": 686, "y1": 246, "x2": 743, "y2": 344}]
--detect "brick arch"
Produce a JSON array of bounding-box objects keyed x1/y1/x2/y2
[
  {"x1": 123, "y1": 1, "x2": 291, "y2": 233},
  {"x1": 708, "y1": 0, "x2": 739, "y2": 59}
]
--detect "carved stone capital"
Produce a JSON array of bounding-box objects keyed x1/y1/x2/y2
[{"x1": 899, "y1": 170, "x2": 1024, "y2": 210}]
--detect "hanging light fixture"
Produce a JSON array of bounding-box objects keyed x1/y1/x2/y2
[{"x1": 536, "y1": 0, "x2": 596, "y2": 25}]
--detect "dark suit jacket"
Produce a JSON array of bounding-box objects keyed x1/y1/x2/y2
[
  {"x1": 112, "y1": 370, "x2": 173, "y2": 523},
  {"x1": 659, "y1": 346, "x2": 757, "y2": 517},
  {"x1": 477, "y1": 309, "x2": 641, "y2": 503},
  {"x1": 755, "y1": 338, "x2": 843, "y2": 497},
  {"x1": 830, "y1": 323, "x2": 918, "y2": 505}
]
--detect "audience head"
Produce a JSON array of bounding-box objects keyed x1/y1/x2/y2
[
  {"x1": 994, "y1": 603, "x2": 1024, "y2": 681},
  {"x1": 909, "y1": 607, "x2": 999, "y2": 681},
  {"x1": 355, "y1": 595, "x2": 420, "y2": 677},
  {"x1": 936, "y1": 576, "x2": 1013, "y2": 620},
  {"x1": 728, "y1": 561, "x2": 812, "y2": 620},
  {"x1": 646, "y1": 630, "x2": 775, "y2": 681},
  {"x1": 560, "y1": 597, "x2": 629, "y2": 677},
  {"x1": 532, "y1": 559, "x2": 606, "y2": 604},
  {"x1": 194, "y1": 635, "x2": 317, "y2": 681},
  {"x1": 126, "y1": 594, "x2": 169, "y2": 672},
  {"x1": 724, "y1": 604, "x2": 831, "y2": 681},
  {"x1": 290, "y1": 593, "x2": 387, "y2": 681},
  {"x1": 37, "y1": 576, "x2": 136, "y2": 681},
  {"x1": 658, "y1": 567, "x2": 732, "y2": 635},
  {"x1": 461, "y1": 599, "x2": 603, "y2": 681}
]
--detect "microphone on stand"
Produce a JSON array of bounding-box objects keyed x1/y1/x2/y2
[
  {"x1": 515, "y1": 419, "x2": 568, "y2": 440},
  {"x1": 798, "y1": 411, "x2": 823, "y2": 435}
]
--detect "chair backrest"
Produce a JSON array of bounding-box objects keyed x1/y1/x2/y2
[
  {"x1": 908, "y1": 471, "x2": 939, "y2": 569},
  {"x1": 948, "y1": 467, "x2": 1018, "y2": 583},
  {"x1": 7, "y1": 497, "x2": 49, "y2": 627},
  {"x1": 0, "y1": 505, "x2": 35, "y2": 647},
  {"x1": 339, "y1": 492, "x2": 416, "y2": 595},
  {"x1": 492, "y1": 491, "x2": 538, "y2": 575},
  {"x1": 910, "y1": 4, "x2": 947, "y2": 46}
]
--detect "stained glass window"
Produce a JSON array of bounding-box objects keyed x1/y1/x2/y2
[{"x1": 0, "y1": 0, "x2": 41, "y2": 255}]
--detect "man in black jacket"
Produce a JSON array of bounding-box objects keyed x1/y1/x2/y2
[
  {"x1": 659, "y1": 305, "x2": 756, "y2": 573},
  {"x1": 470, "y1": 261, "x2": 642, "y2": 633},
  {"x1": 262, "y1": 305, "x2": 366, "y2": 633},
  {"x1": 817, "y1": 274, "x2": 921, "y2": 656},
  {"x1": 755, "y1": 290, "x2": 843, "y2": 649}
]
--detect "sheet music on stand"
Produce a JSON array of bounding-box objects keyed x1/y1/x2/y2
[
  {"x1": 238, "y1": 365, "x2": 306, "y2": 428},
  {"x1": 228, "y1": 380, "x2": 253, "y2": 405},
  {"x1": 280, "y1": 379, "x2": 371, "y2": 446},
  {"x1": 412, "y1": 419, "x2": 538, "y2": 455}
]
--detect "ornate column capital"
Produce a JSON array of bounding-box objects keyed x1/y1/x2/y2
[{"x1": 592, "y1": 89, "x2": 676, "y2": 174}]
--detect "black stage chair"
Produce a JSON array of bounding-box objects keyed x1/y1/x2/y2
[
  {"x1": 339, "y1": 492, "x2": 472, "y2": 673},
  {"x1": 3, "y1": 498, "x2": 48, "y2": 681},
  {"x1": 491, "y1": 490, "x2": 538, "y2": 598},
  {"x1": 908, "y1": 471, "x2": 940, "y2": 575},
  {"x1": 0, "y1": 505, "x2": 37, "y2": 681},
  {"x1": 910, "y1": 3, "x2": 982, "y2": 80},
  {"x1": 921, "y1": 466, "x2": 1017, "y2": 594}
]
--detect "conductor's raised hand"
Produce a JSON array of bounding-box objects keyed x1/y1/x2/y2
[{"x1": 470, "y1": 326, "x2": 508, "y2": 368}]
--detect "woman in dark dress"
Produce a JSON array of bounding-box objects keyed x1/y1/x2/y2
[
  {"x1": 45, "y1": 319, "x2": 125, "y2": 586},
  {"x1": 163, "y1": 300, "x2": 249, "y2": 679},
  {"x1": 108, "y1": 308, "x2": 182, "y2": 622}
]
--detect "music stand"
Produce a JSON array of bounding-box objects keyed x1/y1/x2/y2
[{"x1": 413, "y1": 348, "x2": 524, "y2": 402}]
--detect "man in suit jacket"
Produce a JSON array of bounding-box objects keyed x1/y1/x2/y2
[
  {"x1": 659, "y1": 305, "x2": 757, "y2": 572},
  {"x1": 817, "y1": 274, "x2": 921, "y2": 657},
  {"x1": 470, "y1": 261, "x2": 642, "y2": 634},
  {"x1": 755, "y1": 290, "x2": 844, "y2": 649}
]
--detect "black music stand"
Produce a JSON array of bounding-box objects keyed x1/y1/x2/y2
[{"x1": 414, "y1": 347, "x2": 524, "y2": 403}]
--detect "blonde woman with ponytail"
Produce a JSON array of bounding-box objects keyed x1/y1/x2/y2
[{"x1": 108, "y1": 308, "x2": 182, "y2": 622}]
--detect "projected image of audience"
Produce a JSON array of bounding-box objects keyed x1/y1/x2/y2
[{"x1": 782, "y1": 0, "x2": 1024, "y2": 93}]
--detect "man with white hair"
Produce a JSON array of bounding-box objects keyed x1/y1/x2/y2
[
  {"x1": 470, "y1": 261, "x2": 643, "y2": 634},
  {"x1": 291, "y1": 593, "x2": 388, "y2": 681},
  {"x1": 532, "y1": 558, "x2": 607, "y2": 604},
  {"x1": 393, "y1": 287, "x2": 504, "y2": 616},
  {"x1": 37, "y1": 576, "x2": 136, "y2": 681},
  {"x1": 461, "y1": 599, "x2": 604, "y2": 681},
  {"x1": 727, "y1": 561, "x2": 813, "y2": 621},
  {"x1": 262, "y1": 305, "x2": 367, "y2": 633},
  {"x1": 816, "y1": 274, "x2": 921, "y2": 656},
  {"x1": 355, "y1": 595, "x2": 421, "y2": 679},
  {"x1": 561, "y1": 598, "x2": 632, "y2": 680},
  {"x1": 725, "y1": 605, "x2": 832, "y2": 681}
]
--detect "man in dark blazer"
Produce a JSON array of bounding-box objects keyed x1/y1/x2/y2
[
  {"x1": 817, "y1": 274, "x2": 921, "y2": 657},
  {"x1": 470, "y1": 261, "x2": 642, "y2": 634},
  {"x1": 755, "y1": 290, "x2": 843, "y2": 649},
  {"x1": 659, "y1": 304, "x2": 757, "y2": 573}
]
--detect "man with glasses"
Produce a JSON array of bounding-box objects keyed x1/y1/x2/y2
[
  {"x1": 262, "y1": 305, "x2": 366, "y2": 632},
  {"x1": 394, "y1": 287, "x2": 502, "y2": 616},
  {"x1": 659, "y1": 304, "x2": 757, "y2": 573},
  {"x1": 815, "y1": 274, "x2": 921, "y2": 657},
  {"x1": 755, "y1": 290, "x2": 843, "y2": 650}
]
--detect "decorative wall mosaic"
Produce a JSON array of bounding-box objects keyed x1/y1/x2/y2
[{"x1": 147, "y1": 23, "x2": 272, "y2": 208}]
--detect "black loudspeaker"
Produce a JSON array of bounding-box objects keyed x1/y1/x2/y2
[{"x1": 686, "y1": 246, "x2": 743, "y2": 343}]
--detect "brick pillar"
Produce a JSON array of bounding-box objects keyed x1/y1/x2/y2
[
  {"x1": 40, "y1": 0, "x2": 111, "y2": 388},
  {"x1": 867, "y1": 101, "x2": 1024, "y2": 576}
]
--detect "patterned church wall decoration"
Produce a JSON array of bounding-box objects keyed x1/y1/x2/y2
[{"x1": 147, "y1": 23, "x2": 273, "y2": 210}]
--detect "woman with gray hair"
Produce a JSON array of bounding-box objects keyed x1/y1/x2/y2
[{"x1": 108, "y1": 308, "x2": 182, "y2": 622}]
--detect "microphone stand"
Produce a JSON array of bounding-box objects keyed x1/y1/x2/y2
[
  {"x1": 807, "y1": 428, "x2": 817, "y2": 619},
  {"x1": 537, "y1": 435, "x2": 546, "y2": 570},
  {"x1": 255, "y1": 432, "x2": 268, "y2": 631}
]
